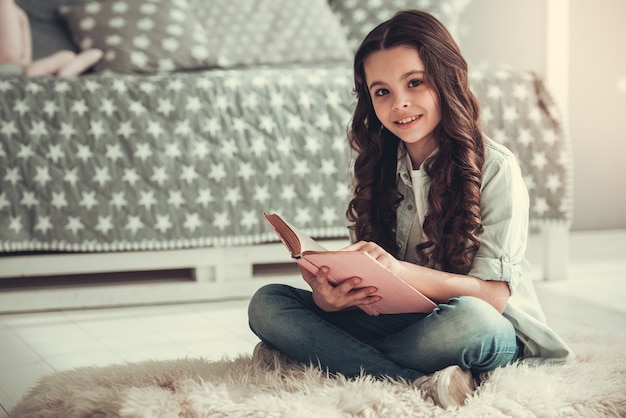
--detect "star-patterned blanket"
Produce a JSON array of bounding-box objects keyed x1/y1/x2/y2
[{"x1": 0, "y1": 63, "x2": 572, "y2": 253}]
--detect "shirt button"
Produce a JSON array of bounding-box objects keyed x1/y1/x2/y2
[
  {"x1": 402, "y1": 173, "x2": 409, "y2": 180},
  {"x1": 397, "y1": 241, "x2": 402, "y2": 249},
  {"x1": 503, "y1": 255, "x2": 510, "y2": 263},
  {"x1": 407, "y1": 205, "x2": 414, "y2": 211}
]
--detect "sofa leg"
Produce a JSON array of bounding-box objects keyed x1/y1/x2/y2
[
  {"x1": 542, "y1": 223, "x2": 569, "y2": 280},
  {"x1": 192, "y1": 262, "x2": 253, "y2": 283}
]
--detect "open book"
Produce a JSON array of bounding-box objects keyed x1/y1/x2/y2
[{"x1": 263, "y1": 212, "x2": 437, "y2": 316}]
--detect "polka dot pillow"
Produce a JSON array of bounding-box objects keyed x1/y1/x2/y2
[
  {"x1": 58, "y1": 0, "x2": 215, "y2": 73},
  {"x1": 194, "y1": 0, "x2": 352, "y2": 67},
  {"x1": 328, "y1": 0, "x2": 472, "y2": 51}
]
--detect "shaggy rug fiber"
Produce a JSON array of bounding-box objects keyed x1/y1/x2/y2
[{"x1": 11, "y1": 329, "x2": 626, "y2": 418}]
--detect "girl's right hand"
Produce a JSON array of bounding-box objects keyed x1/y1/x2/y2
[{"x1": 299, "y1": 265, "x2": 381, "y2": 312}]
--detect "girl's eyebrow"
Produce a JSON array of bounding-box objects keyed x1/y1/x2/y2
[{"x1": 368, "y1": 70, "x2": 425, "y2": 91}]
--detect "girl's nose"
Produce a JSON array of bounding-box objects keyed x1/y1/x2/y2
[{"x1": 392, "y1": 96, "x2": 410, "y2": 111}]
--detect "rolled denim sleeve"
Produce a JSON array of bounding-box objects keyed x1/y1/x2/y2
[{"x1": 468, "y1": 142, "x2": 530, "y2": 294}]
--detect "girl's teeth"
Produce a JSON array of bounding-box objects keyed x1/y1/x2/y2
[{"x1": 398, "y1": 116, "x2": 417, "y2": 124}]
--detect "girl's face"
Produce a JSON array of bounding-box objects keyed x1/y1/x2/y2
[{"x1": 364, "y1": 45, "x2": 441, "y2": 167}]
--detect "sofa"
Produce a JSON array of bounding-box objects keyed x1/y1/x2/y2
[{"x1": 0, "y1": 0, "x2": 573, "y2": 312}]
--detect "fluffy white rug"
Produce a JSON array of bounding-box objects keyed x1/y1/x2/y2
[{"x1": 11, "y1": 329, "x2": 626, "y2": 418}]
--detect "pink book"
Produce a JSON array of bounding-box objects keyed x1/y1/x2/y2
[{"x1": 263, "y1": 212, "x2": 437, "y2": 316}]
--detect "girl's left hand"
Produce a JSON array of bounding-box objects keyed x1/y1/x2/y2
[{"x1": 341, "y1": 241, "x2": 407, "y2": 278}]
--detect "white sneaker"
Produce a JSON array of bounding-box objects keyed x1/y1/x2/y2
[
  {"x1": 414, "y1": 365, "x2": 476, "y2": 409},
  {"x1": 252, "y1": 342, "x2": 302, "y2": 371}
]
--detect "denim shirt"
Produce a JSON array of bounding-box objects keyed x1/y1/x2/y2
[{"x1": 395, "y1": 137, "x2": 574, "y2": 364}]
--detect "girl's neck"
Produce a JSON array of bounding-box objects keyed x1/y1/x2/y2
[{"x1": 405, "y1": 137, "x2": 437, "y2": 170}]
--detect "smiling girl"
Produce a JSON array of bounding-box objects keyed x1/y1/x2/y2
[{"x1": 248, "y1": 10, "x2": 573, "y2": 409}]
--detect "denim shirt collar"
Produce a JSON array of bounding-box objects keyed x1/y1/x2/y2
[{"x1": 394, "y1": 143, "x2": 437, "y2": 260}]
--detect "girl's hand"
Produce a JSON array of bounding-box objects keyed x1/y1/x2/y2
[
  {"x1": 299, "y1": 265, "x2": 381, "y2": 312},
  {"x1": 342, "y1": 241, "x2": 408, "y2": 278}
]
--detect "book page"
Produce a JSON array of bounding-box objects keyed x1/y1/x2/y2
[{"x1": 264, "y1": 213, "x2": 327, "y2": 256}]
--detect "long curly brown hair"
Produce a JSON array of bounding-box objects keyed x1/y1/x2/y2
[{"x1": 346, "y1": 10, "x2": 484, "y2": 274}]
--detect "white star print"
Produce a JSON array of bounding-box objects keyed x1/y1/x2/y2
[
  {"x1": 151, "y1": 166, "x2": 169, "y2": 186},
  {"x1": 64, "y1": 169, "x2": 79, "y2": 187},
  {"x1": 100, "y1": 99, "x2": 116, "y2": 117},
  {"x1": 59, "y1": 122, "x2": 77, "y2": 139},
  {"x1": 66, "y1": 216, "x2": 83, "y2": 234},
  {"x1": 89, "y1": 120, "x2": 106, "y2": 140},
  {"x1": 125, "y1": 216, "x2": 144, "y2": 235},
  {"x1": 139, "y1": 190, "x2": 156, "y2": 210},
  {"x1": 8, "y1": 216, "x2": 22, "y2": 233},
  {"x1": 4, "y1": 167, "x2": 21, "y2": 185},
  {"x1": 276, "y1": 137, "x2": 293, "y2": 156},
  {"x1": 165, "y1": 143, "x2": 181, "y2": 158},
  {"x1": 93, "y1": 166, "x2": 111, "y2": 187},
  {"x1": 35, "y1": 216, "x2": 53, "y2": 234},
  {"x1": 146, "y1": 120, "x2": 164, "y2": 138},
  {"x1": 155, "y1": 214, "x2": 172, "y2": 233},
  {"x1": 237, "y1": 162, "x2": 255, "y2": 181},
  {"x1": 29, "y1": 121, "x2": 47, "y2": 139},
  {"x1": 95, "y1": 216, "x2": 113, "y2": 234},
  {"x1": 111, "y1": 192, "x2": 127, "y2": 210},
  {"x1": 209, "y1": 163, "x2": 226, "y2": 182},
  {"x1": 0, "y1": 193, "x2": 8, "y2": 210},
  {"x1": 253, "y1": 185, "x2": 270, "y2": 204},
  {"x1": 305, "y1": 137, "x2": 321, "y2": 154},
  {"x1": 308, "y1": 183, "x2": 324, "y2": 203},
  {"x1": 174, "y1": 120, "x2": 192, "y2": 137},
  {"x1": 321, "y1": 207, "x2": 339, "y2": 225},
  {"x1": 281, "y1": 185, "x2": 296, "y2": 202},
  {"x1": 180, "y1": 166, "x2": 199, "y2": 183},
  {"x1": 76, "y1": 144, "x2": 93, "y2": 162},
  {"x1": 71, "y1": 100, "x2": 89, "y2": 116},
  {"x1": 117, "y1": 121, "x2": 135, "y2": 138},
  {"x1": 105, "y1": 144, "x2": 124, "y2": 162},
  {"x1": 225, "y1": 187, "x2": 242, "y2": 205},
  {"x1": 545, "y1": 173, "x2": 562, "y2": 194},
  {"x1": 51, "y1": 192, "x2": 68, "y2": 209},
  {"x1": 295, "y1": 208, "x2": 312, "y2": 225},
  {"x1": 240, "y1": 210, "x2": 258, "y2": 229},
  {"x1": 184, "y1": 213, "x2": 202, "y2": 232},
  {"x1": 0, "y1": 120, "x2": 19, "y2": 138},
  {"x1": 47, "y1": 144, "x2": 64, "y2": 163},
  {"x1": 212, "y1": 212, "x2": 229, "y2": 231},
  {"x1": 196, "y1": 189, "x2": 214, "y2": 207},
  {"x1": 266, "y1": 161, "x2": 283, "y2": 179},
  {"x1": 20, "y1": 191, "x2": 37, "y2": 208},
  {"x1": 79, "y1": 191, "x2": 98, "y2": 210},
  {"x1": 35, "y1": 167, "x2": 52, "y2": 187},
  {"x1": 168, "y1": 191, "x2": 185, "y2": 208},
  {"x1": 134, "y1": 143, "x2": 152, "y2": 161},
  {"x1": 17, "y1": 144, "x2": 34, "y2": 160},
  {"x1": 123, "y1": 169, "x2": 140, "y2": 186},
  {"x1": 293, "y1": 160, "x2": 310, "y2": 177},
  {"x1": 532, "y1": 197, "x2": 549, "y2": 216},
  {"x1": 157, "y1": 98, "x2": 174, "y2": 116}
]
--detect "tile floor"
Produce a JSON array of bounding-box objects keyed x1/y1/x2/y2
[{"x1": 1, "y1": 229, "x2": 625, "y2": 417}]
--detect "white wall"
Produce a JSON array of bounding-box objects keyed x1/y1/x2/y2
[
  {"x1": 460, "y1": 0, "x2": 626, "y2": 231},
  {"x1": 568, "y1": 0, "x2": 626, "y2": 231}
]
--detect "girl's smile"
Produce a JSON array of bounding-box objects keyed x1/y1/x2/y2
[{"x1": 364, "y1": 45, "x2": 441, "y2": 168}]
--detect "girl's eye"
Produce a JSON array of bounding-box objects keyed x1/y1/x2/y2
[
  {"x1": 374, "y1": 88, "x2": 389, "y2": 97},
  {"x1": 409, "y1": 79, "x2": 423, "y2": 88}
]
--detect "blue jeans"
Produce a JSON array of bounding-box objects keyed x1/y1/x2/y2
[{"x1": 248, "y1": 284, "x2": 520, "y2": 382}]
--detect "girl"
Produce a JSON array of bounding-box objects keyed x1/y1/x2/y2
[{"x1": 248, "y1": 10, "x2": 573, "y2": 409}]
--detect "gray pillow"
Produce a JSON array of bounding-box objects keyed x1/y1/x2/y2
[
  {"x1": 194, "y1": 0, "x2": 352, "y2": 67},
  {"x1": 328, "y1": 0, "x2": 471, "y2": 51},
  {"x1": 58, "y1": 0, "x2": 216, "y2": 73}
]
